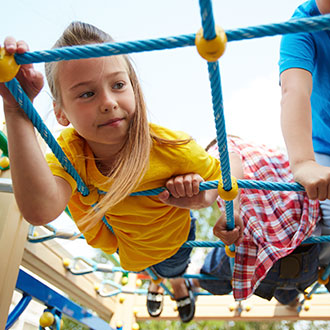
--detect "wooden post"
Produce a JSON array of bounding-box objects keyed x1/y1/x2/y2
[{"x1": 0, "y1": 165, "x2": 29, "y2": 330}]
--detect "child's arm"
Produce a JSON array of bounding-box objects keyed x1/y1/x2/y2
[
  {"x1": 158, "y1": 152, "x2": 244, "y2": 245},
  {"x1": 157, "y1": 173, "x2": 218, "y2": 209},
  {"x1": 0, "y1": 38, "x2": 72, "y2": 225},
  {"x1": 213, "y1": 152, "x2": 244, "y2": 246},
  {"x1": 281, "y1": 68, "x2": 330, "y2": 201}
]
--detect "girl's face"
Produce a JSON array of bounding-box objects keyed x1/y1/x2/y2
[{"x1": 55, "y1": 55, "x2": 136, "y2": 157}]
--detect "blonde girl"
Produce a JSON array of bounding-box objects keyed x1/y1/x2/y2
[{"x1": 1, "y1": 22, "x2": 221, "y2": 322}]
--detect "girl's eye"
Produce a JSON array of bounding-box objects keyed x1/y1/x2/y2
[
  {"x1": 79, "y1": 91, "x2": 94, "y2": 99},
  {"x1": 113, "y1": 82, "x2": 125, "y2": 90}
]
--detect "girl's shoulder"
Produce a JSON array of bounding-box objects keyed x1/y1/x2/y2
[
  {"x1": 56, "y1": 127, "x2": 86, "y2": 156},
  {"x1": 149, "y1": 123, "x2": 190, "y2": 141}
]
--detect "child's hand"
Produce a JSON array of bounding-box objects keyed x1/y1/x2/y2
[
  {"x1": 213, "y1": 209, "x2": 244, "y2": 246},
  {"x1": 0, "y1": 37, "x2": 44, "y2": 112},
  {"x1": 158, "y1": 173, "x2": 217, "y2": 209},
  {"x1": 293, "y1": 160, "x2": 330, "y2": 201}
]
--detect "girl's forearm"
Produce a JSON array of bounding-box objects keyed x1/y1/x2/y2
[{"x1": 4, "y1": 109, "x2": 71, "y2": 225}]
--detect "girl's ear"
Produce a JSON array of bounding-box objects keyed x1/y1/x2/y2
[{"x1": 54, "y1": 102, "x2": 70, "y2": 126}]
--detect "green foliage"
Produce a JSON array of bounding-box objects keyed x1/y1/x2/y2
[
  {"x1": 193, "y1": 202, "x2": 221, "y2": 241},
  {"x1": 138, "y1": 320, "x2": 330, "y2": 330},
  {"x1": 61, "y1": 317, "x2": 88, "y2": 329}
]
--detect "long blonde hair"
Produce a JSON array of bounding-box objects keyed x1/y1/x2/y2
[{"x1": 46, "y1": 22, "x2": 191, "y2": 230}]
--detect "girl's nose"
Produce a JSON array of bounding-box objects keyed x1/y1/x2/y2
[{"x1": 100, "y1": 92, "x2": 118, "y2": 113}]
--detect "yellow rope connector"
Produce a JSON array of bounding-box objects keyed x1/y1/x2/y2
[
  {"x1": 151, "y1": 277, "x2": 163, "y2": 285},
  {"x1": 79, "y1": 187, "x2": 99, "y2": 205},
  {"x1": 228, "y1": 304, "x2": 236, "y2": 312},
  {"x1": 303, "y1": 287, "x2": 312, "y2": 300},
  {"x1": 0, "y1": 156, "x2": 10, "y2": 168},
  {"x1": 116, "y1": 320, "x2": 123, "y2": 329},
  {"x1": 132, "y1": 322, "x2": 140, "y2": 330},
  {"x1": 39, "y1": 311, "x2": 54, "y2": 328},
  {"x1": 62, "y1": 258, "x2": 71, "y2": 268},
  {"x1": 225, "y1": 245, "x2": 235, "y2": 258},
  {"x1": 0, "y1": 48, "x2": 20, "y2": 83},
  {"x1": 218, "y1": 176, "x2": 238, "y2": 201},
  {"x1": 195, "y1": 25, "x2": 227, "y2": 62},
  {"x1": 118, "y1": 294, "x2": 125, "y2": 304},
  {"x1": 318, "y1": 267, "x2": 329, "y2": 285}
]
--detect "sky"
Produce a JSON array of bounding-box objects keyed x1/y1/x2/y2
[{"x1": 1, "y1": 0, "x2": 304, "y2": 149}]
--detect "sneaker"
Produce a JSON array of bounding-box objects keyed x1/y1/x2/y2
[{"x1": 175, "y1": 279, "x2": 195, "y2": 323}]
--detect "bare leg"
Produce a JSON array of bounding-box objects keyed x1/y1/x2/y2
[{"x1": 169, "y1": 278, "x2": 188, "y2": 299}]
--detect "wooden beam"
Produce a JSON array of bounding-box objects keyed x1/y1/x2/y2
[
  {"x1": 133, "y1": 293, "x2": 330, "y2": 321},
  {"x1": 22, "y1": 235, "x2": 116, "y2": 322},
  {"x1": 0, "y1": 169, "x2": 29, "y2": 330}
]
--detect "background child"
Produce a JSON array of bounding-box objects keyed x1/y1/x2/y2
[
  {"x1": 195, "y1": 136, "x2": 320, "y2": 304},
  {"x1": 279, "y1": 0, "x2": 330, "y2": 265},
  {"x1": 0, "y1": 22, "x2": 221, "y2": 323}
]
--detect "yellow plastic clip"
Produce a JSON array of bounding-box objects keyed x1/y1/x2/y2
[
  {"x1": 0, "y1": 48, "x2": 20, "y2": 83},
  {"x1": 39, "y1": 312, "x2": 55, "y2": 328},
  {"x1": 218, "y1": 176, "x2": 238, "y2": 201},
  {"x1": 225, "y1": 245, "x2": 235, "y2": 258},
  {"x1": 151, "y1": 277, "x2": 163, "y2": 285},
  {"x1": 132, "y1": 323, "x2": 140, "y2": 330},
  {"x1": 303, "y1": 287, "x2": 312, "y2": 300},
  {"x1": 318, "y1": 267, "x2": 329, "y2": 285},
  {"x1": 195, "y1": 25, "x2": 227, "y2": 62},
  {"x1": 0, "y1": 156, "x2": 10, "y2": 168}
]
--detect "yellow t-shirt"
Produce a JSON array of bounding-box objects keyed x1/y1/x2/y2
[{"x1": 46, "y1": 123, "x2": 221, "y2": 271}]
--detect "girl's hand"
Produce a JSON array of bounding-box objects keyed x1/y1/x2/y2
[
  {"x1": 163, "y1": 173, "x2": 202, "y2": 198},
  {"x1": 158, "y1": 173, "x2": 217, "y2": 209},
  {"x1": 213, "y1": 209, "x2": 244, "y2": 246},
  {"x1": 293, "y1": 160, "x2": 330, "y2": 200},
  {"x1": 0, "y1": 37, "x2": 44, "y2": 112}
]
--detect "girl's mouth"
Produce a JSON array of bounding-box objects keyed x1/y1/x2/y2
[{"x1": 98, "y1": 118, "x2": 123, "y2": 127}]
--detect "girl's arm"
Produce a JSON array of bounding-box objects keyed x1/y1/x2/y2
[
  {"x1": 1, "y1": 38, "x2": 71, "y2": 225},
  {"x1": 213, "y1": 152, "x2": 244, "y2": 246},
  {"x1": 281, "y1": 68, "x2": 330, "y2": 201},
  {"x1": 158, "y1": 152, "x2": 244, "y2": 245},
  {"x1": 157, "y1": 173, "x2": 218, "y2": 209}
]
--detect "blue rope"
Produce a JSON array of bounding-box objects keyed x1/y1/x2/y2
[
  {"x1": 13, "y1": 15, "x2": 330, "y2": 66},
  {"x1": 4, "y1": 78, "x2": 89, "y2": 196},
  {"x1": 199, "y1": 0, "x2": 216, "y2": 40},
  {"x1": 5, "y1": 293, "x2": 32, "y2": 330},
  {"x1": 130, "y1": 179, "x2": 305, "y2": 197}
]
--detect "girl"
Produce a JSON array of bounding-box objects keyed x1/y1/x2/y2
[
  {"x1": 196, "y1": 136, "x2": 320, "y2": 304},
  {"x1": 0, "y1": 22, "x2": 221, "y2": 323}
]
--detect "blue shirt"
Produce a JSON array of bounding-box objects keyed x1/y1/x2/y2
[{"x1": 279, "y1": 0, "x2": 330, "y2": 155}]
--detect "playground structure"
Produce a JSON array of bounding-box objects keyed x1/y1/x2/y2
[{"x1": 1, "y1": 0, "x2": 330, "y2": 329}]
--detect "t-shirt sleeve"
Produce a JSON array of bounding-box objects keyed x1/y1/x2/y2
[
  {"x1": 184, "y1": 139, "x2": 221, "y2": 181},
  {"x1": 279, "y1": 31, "x2": 315, "y2": 75},
  {"x1": 45, "y1": 152, "x2": 78, "y2": 194}
]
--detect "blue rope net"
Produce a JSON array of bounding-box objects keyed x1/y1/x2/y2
[{"x1": 4, "y1": 0, "x2": 330, "y2": 306}]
